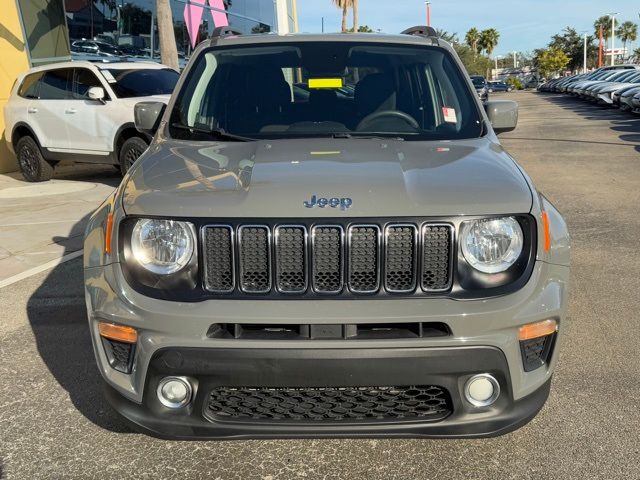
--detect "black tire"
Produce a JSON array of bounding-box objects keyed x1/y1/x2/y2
[
  {"x1": 119, "y1": 136, "x2": 149, "y2": 176},
  {"x1": 16, "y1": 136, "x2": 54, "y2": 182}
]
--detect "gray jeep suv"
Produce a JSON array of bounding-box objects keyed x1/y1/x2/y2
[{"x1": 84, "y1": 26, "x2": 570, "y2": 439}]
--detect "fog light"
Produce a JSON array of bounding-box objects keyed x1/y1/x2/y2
[
  {"x1": 157, "y1": 377, "x2": 192, "y2": 409},
  {"x1": 464, "y1": 374, "x2": 500, "y2": 407}
]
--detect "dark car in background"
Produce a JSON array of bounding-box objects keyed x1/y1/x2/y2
[
  {"x1": 487, "y1": 81, "x2": 513, "y2": 93},
  {"x1": 470, "y1": 75, "x2": 489, "y2": 102}
]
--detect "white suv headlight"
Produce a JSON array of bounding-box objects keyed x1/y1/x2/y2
[
  {"x1": 460, "y1": 216, "x2": 524, "y2": 274},
  {"x1": 131, "y1": 219, "x2": 195, "y2": 274}
]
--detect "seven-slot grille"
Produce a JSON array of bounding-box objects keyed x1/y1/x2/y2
[{"x1": 202, "y1": 222, "x2": 453, "y2": 296}]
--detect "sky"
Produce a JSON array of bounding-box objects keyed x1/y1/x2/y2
[{"x1": 296, "y1": 0, "x2": 640, "y2": 57}]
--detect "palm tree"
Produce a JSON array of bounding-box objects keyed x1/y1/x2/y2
[
  {"x1": 594, "y1": 15, "x2": 613, "y2": 40},
  {"x1": 478, "y1": 28, "x2": 500, "y2": 56},
  {"x1": 617, "y1": 21, "x2": 638, "y2": 60},
  {"x1": 352, "y1": 0, "x2": 358, "y2": 34},
  {"x1": 156, "y1": 0, "x2": 179, "y2": 70},
  {"x1": 465, "y1": 28, "x2": 480, "y2": 57},
  {"x1": 332, "y1": 0, "x2": 352, "y2": 33}
]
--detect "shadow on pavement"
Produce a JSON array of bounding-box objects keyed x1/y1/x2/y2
[
  {"x1": 536, "y1": 93, "x2": 640, "y2": 153},
  {"x1": 26, "y1": 215, "x2": 131, "y2": 433}
]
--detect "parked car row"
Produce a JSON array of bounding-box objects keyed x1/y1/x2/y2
[
  {"x1": 538, "y1": 65, "x2": 640, "y2": 113},
  {"x1": 3, "y1": 61, "x2": 179, "y2": 181}
]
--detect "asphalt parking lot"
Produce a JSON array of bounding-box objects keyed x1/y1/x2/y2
[{"x1": 0, "y1": 91, "x2": 639, "y2": 479}]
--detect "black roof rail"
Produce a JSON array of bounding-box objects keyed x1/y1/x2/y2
[
  {"x1": 210, "y1": 26, "x2": 243, "y2": 39},
  {"x1": 400, "y1": 26, "x2": 438, "y2": 38}
]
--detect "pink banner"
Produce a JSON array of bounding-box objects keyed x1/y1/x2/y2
[
  {"x1": 184, "y1": 0, "x2": 229, "y2": 49},
  {"x1": 183, "y1": 0, "x2": 205, "y2": 48},
  {"x1": 209, "y1": 0, "x2": 229, "y2": 28}
]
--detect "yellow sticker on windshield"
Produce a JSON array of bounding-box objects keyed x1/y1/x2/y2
[{"x1": 309, "y1": 78, "x2": 344, "y2": 89}]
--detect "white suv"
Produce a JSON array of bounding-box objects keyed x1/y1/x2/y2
[{"x1": 4, "y1": 61, "x2": 178, "y2": 181}]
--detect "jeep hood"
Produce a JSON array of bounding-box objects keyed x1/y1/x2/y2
[{"x1": 122, "y1": 137, "x2": 532, "y2": 218}]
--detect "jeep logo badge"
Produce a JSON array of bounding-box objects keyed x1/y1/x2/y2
[{"x1": 304, "y1": 195, "x2": 352, "y2": 211}]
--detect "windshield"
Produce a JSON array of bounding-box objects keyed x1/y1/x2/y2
[
  {"x1": 169, "y1": 42, "x2": 483, "y2": 141},
  {"x1": 104, "y1": 68, "x2": 179, "y2": 98}
]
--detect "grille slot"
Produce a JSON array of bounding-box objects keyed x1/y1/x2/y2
[
  {"x1": 238, "y1": 225, "x2": 271, "y2": 293},
  {"x1": 348, "y1": 225, "x2": 381, "y2": 293},
  {"x1": 205, "y1": 385, "x2": 452, "y2": 423},
  {"x1": 275, "y1": 226, "x2": 307, "y2": 293},
  {"x1": 311, "y1": 226, "x2": 344, "y2": 293},
  {"x1": 421, "y1": 224, "x2": 454, "y2": 291},
  {"x1": 384, "y1": 224, "x2": 418, "y2": 292},
  {"x1": 203, "y1": 225, "x2": 235, "y2": 293}
]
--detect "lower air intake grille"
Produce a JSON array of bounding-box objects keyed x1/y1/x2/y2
[
  {"x1": 520, "y1": 333, "x2": 555, "y2": 372},
  {"x1": 421, "y1": 225, "x2": 453, "y2": 291},
  {"x1": 205, "y1": 385, "x2": 452, "y2": 423},
  {"x1": 101, "y1": 338, "x2": 135, "y2": 373}
]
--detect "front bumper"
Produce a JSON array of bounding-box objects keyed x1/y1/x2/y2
[
  {"x1": 85, "y1": 260, "x2": 568, "y2": 438},
  {"x1": 106, "y1": 346, "x2": 552, "y2": 439}
]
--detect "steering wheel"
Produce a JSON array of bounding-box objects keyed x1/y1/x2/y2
[{"x1": 356, "y1": 110, "x2": 419, "y2": 131}]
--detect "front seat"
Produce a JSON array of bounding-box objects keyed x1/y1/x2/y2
[{"x1": 354, "y1": 73, "x2": 397, "y2": 119}]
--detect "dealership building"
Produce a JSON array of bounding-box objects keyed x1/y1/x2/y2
[{"x1": 0, "y1": 0, "x2": 298, "y2": 173}]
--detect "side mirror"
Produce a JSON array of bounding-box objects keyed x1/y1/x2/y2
[
  {"x1": 485, "y1": 99, "x2": 518, "y2": 134},
  {"x1": 87, "y1": 86, "x2": 105, "y2": 103},
  {"x1": 134, "y1": 101, "x2": 166, "y2": 136}
]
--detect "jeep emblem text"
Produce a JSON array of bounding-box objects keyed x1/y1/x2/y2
[{"x1": 304, "y1": 195, "x2": 352, "y2": 210}]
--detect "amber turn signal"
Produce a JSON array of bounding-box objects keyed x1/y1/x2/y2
[
  {"x1": 541, "y1": 211, "x2": 551, "y2": 253},
  {"x1": 98, "y1": 322, "x2": 138, "y2": 344},
  {"x1": 518, "y1": 319, "x2": 558, "y2": 341},
  {"x1": 104, "y1": 212, "x2": 114, "y2": 254}
]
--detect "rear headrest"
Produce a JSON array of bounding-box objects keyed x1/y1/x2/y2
[{"x1": 355, "y1": 73, "x2": 396, "y2": 116}]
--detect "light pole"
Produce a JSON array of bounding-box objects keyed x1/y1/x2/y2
[
  {"x1": 425, "y1": 1, "x2": 431, "y2": 27},
  {"x1": 584, "y1": 33, "x2": 588, "y2": 73},
  {"x1": 606, "y1": 12, "x2": 619, "y2": 66},
  {"x1": 512, "y1": 51, "x2": 517, "y2": 68},
  {"x1": 494, "y1": 55, "x2": 502, "y2": 79}
]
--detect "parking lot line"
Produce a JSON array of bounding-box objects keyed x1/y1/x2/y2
[{"x1": 0, "y1": 249, "x2": 83, "y2": 289}]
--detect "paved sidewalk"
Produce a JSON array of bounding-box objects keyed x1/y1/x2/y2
[{"x1": 0, "y1": 165, "x2": 120, "y2": 285}]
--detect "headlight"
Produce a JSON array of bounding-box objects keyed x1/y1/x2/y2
[
  {"x1": 460, "y1": 216, "x2": 524, "y2": 274},
  {"x1": 131, "y1": 219, "x2": 194, "y2": 274}
]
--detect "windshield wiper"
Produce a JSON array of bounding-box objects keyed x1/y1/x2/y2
[
  {"x1": 332, "y1": 132, "x2": 405, "y2": 141},
  {"x1": 171, "y1": 123, "x2": 255, "y2": 142}
]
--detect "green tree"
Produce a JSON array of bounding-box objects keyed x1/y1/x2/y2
[
  {"x1": 478, "y1": 28, "x2": 500, "y2": 56},
  {"x1": 535, "y1": 47, "x2": 569, "y2": 78},
  {"x1": 464, "y1": 28, "x2": 480, "y2": 57},
  {"x1": 617, "y1": 21, "x2": 638, "y2": 59},
  {"x1": 435, "y1": 29, "x2": 458, "y2": 44},
  {"x1": 454, "y1": 43, "x2": 492, "y2": 76},
  {"x1": 549, "y1": 27, "x2": 598, "y2": 71},
  {"x1": 594, "y1": 15, "x2": 613, "y2": 40},
  {"x1": 347, "y1": 25, "x2": 374, "y2": 33}
]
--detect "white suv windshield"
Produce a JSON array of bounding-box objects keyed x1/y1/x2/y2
[{"x1": 169, "y1": 42, "x2": 483, "y2": 141}]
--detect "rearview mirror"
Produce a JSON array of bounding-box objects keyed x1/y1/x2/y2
[
  {"x1": 134, "y1": 101, "x2": 166, "y2": 136},
  {"x1": 87, "y1": 86, "x2": 105, "y2": 103},
  {"x1": 485, "y1": 99, "x2": 518, "y2": 134}
]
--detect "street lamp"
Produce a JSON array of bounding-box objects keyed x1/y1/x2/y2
[
  {"x1": 606, "y1": 12, "x2": 619, "y2": 66},
  {"x1": 425, "y1": 1, "x2": 431, "y2": 27},
  {"x1": 579, "y1": 30, "x2": 589, "y2": 73},
  {"x1": 494, "y1": 55, "x2": 502, "y2": 78}
]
